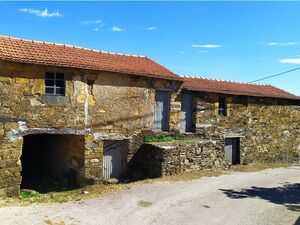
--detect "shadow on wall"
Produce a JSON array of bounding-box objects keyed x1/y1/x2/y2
[
  {"x1": 220, "y1": 183, "x2": 300, "y2": 212},
  {"x1": 127, "y1": 144, "x2": 164, "y2": 180},
  {"x1": 92, "y1": 113, "x2": 154, "y2": 128}
]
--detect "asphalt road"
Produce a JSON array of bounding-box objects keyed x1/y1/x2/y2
[{"x1": 1, "y1": 166, "x2": 300, "y2": 225}]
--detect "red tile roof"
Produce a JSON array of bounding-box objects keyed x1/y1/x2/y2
[
  {"x1": 0, "y1": 35, "x2": 181, "y2": 80},
  {"x1": 183, "y1": 76, "x2": 300, "y2": 100}
]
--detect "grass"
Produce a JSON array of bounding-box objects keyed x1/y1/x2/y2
[
  {"x1": 230, "y1": 162, "x2": 291, "y2": 172},
  {"x1": 0, "y1": 162, "x2": 294, "y2": 207},
  {"x1": 144, "y1": 134, "x2": 196, "y2": 143},
  {"x1": 19, "y1": 190, "x2": 40, "y2": 200}
]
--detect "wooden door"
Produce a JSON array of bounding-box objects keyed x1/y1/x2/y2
[
  {"x1": 102, "y1": 140, "x2": 127, "y2": 179},
  {"x1": 154, "y1": 91, "x2": 170, "y2": 131},
  {"x1": 225, "y1": 138, "x2": 240, "y2": 165},
  {"x1": 180, "y1": 92, "x2": 194, "y2": 132}
]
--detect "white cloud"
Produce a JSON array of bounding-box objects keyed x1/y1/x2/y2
[
  {"x1": 191, "y1": 44, "x2": 222, "y2": 48},
  {"x1": 81, "y1": 19, "x2": 102, "y2": 26},
  {"x1": 198, "y1": 50, "x2": 208, "y2": 53},
  {"x1": 266, "y1": 42, "x2": 299, "y2": 46},
  {"x1": 180, "y1": 51, "x2": 187, "y2": 54},
  {"x1": 111, "y1": 26, "x2": 125, "y2": 32},
  {"x1": 18, "y1": 8, "x2": 61, "y2": 17},
  {"x1": 146, "y1": 27, "x2": 157, "y2": 31},
  {"x1": 279, "y1": 58, "x2": 300, "y2": 64}
]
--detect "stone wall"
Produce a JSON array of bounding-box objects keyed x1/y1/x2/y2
[
  {"x1": 0, "y1": 61, "x2": 181, "y2": 135},
  {"x1": 127, "y1": 138, "x2": 227, "y2": 179},
  {"x1": 84, "y1": 134, "x2": 103, "y2": 184},
  {"x1": 0, "y1": 122, "x2": 23, "y2": 197},
  {"x1": 193, "y1": 92, "x2": 300, "y2": 163}
]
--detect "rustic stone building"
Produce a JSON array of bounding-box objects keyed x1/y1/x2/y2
[
  {"x1": 128, "y1": 77, "x2": 300, "y2": 178},
  {"x1": 0, "y1": 35, "x2": 183, "y2": 197},
  {"x1": 179, "y1": 77, "x2": 300, "y2": 165},
  {"x1": 0, "y1": 35, "x2": 300, "y2": 197}
]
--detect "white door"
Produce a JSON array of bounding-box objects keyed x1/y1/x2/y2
[{"x1": 102, "y1": 140, "x2": 126, "y2": 179}]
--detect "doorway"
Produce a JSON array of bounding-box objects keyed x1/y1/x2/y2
[
  {"x1": 180, "y1": 91, "x2": 194, "y2": 132},
  {"x1": 102, "y1": 140, "x2": 127, "y2": 179},
  {"x1": 20, "y1": 134, "x2": 84, "y2": 193},
  {"x1": 154, "y1": 91, "x2": 170, "y2": 131},
  {"x1": 224, "y1": 138, "x2": 240, "y2": 165}
]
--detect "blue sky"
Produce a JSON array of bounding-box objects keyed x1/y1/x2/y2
[{"x1": 1, "y1": 1, "x2": 300, "y2": 95}]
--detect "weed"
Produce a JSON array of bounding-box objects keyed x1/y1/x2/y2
[
  {"x1": 144, "y1": 134, "x2": 195, "y2": 143},
  {"x1": 19, "y1": 190, "x2": 40, "y2": 200}
]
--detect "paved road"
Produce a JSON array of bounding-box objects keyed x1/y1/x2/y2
[{"x1": 1, "y1": 167, "x2": 300, "y2": 225}]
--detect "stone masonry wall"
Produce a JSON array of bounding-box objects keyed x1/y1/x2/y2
[
  {"x1": 0, "y1": 123, "x2": 23, "y2": 197},
  {"x1": 127, "y1": 138, "x2": 227, "y2": 179},
  {"x1": 89, "y1": 72, "x2": 181, "y2": 135},
  {"x1": 193, "y1": 92, "x2": 300, "y2": 163}
]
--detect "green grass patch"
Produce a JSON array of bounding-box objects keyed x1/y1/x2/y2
[
  {"x1": 144, "y1": 134, "x2": 195, "y2": 143},
  {"x1": 19, "y1": 190, "x2": 40, "y2": 200}
]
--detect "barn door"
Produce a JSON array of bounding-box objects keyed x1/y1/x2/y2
[
  {"x1": 225, "y1": 138, "x2": 240, "y2": 165},
  {"x1": 154, "y1": 91, "x2": 170, "y2": 131},
  {"x1": 180, "y1": 92, "x2": 194, "y2": 132},
  {"x1": 102, "y1": 140, "x2": 127, "y2": 179}
]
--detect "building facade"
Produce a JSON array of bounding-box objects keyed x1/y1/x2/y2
[
  {"x1": 0, "y1": 35, "x2": 299, "y2": 197},
  {"x1": 0, "y1": 36, "x2": 182, "y2": 196}
]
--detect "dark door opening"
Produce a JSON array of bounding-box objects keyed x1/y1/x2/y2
[
  {"x1": 21, "y1": 134, "x2": 84, "y2": 193},
  {"x1": 225, "y1": 138, "x2": 240, "y2": 165}
]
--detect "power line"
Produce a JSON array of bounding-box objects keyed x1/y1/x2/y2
[{"x1": 249, "y1": 66, "x2": 300, "y2": 83}]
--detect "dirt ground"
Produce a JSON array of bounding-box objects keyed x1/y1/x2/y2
[{"x1": 1, "y1": 166, "x2": 300, "y2": 225}]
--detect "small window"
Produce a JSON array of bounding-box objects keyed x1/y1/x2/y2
[
  {"x1": 218, "y1": 96, "x2": 227, "y2": 116},
  {"x1": 44, "y1": 72, "x2": 65, "y2": 96}
]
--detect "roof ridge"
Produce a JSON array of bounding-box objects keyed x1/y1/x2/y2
[
  {"x1": 180, "y1": 75, "x2": 271, "y2": 86},
  {"x1": 0, "y1": 35, "x2": 146, "y2": 58}
]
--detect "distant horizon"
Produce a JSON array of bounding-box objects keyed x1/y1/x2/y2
[{"x1": 0, "y1": 1, "x2": 299, "y2": 95}]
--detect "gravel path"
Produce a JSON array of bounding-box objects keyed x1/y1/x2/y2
[{"x1": 1, "y1": 166, "x2": 300, "y2": 225}]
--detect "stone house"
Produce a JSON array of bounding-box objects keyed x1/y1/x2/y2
[
  {"x1": 0, "y1": 35, "x2": 183, "y2": 197},
  {"x1": 0, "y1": 35, "x2": 300, "y2": 197},
  {"x1": 131, "y1": 77, "x2": 300, "y2": 177},
  {"x1": 127, "y1": 77, "x2": 300, "y2": 178},
  {"x1": 178, "y1": 77, "x2": 300, "y2": 165}
]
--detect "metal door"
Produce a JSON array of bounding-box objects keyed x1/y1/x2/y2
[
  {"x1": 102, "y1": 140, "x2": 126, "y2": 179},
  {"x1": 154, "y1": 91, "x2": 170, "y2": 131},
  {"x1": 180, "y1": 92, "x2": 194, "y2": 132}
]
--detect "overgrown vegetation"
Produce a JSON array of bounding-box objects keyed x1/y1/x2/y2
[{"x1": 144, "y1": 134, "x2": 195, "y2": 143}]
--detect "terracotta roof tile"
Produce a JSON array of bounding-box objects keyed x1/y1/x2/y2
[
  {"x1": 0, "y1": 35, "x2": 181, "y2": 80},
  {"x1": 183, "y1": 76, "x2": 300, "y2": 100}
]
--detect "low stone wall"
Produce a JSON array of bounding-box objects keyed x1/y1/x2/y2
[{"x1": 128, "y1": 138, "x2": 227, "y2": 179}]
